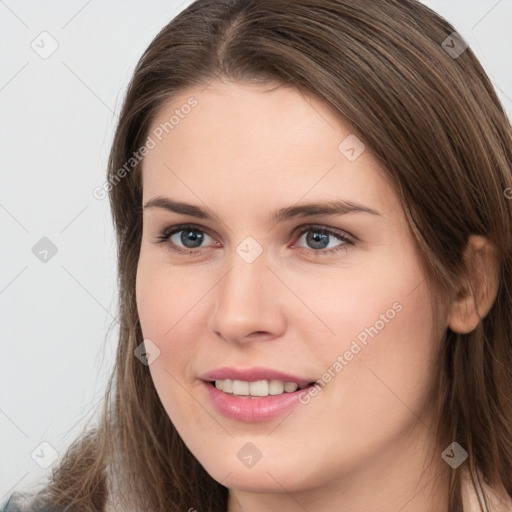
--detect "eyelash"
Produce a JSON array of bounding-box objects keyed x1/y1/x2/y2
[{"x1": 154, "y1": 223, "x2": 354, "y2": 258}]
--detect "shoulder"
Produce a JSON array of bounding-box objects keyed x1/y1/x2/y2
[{"x1": 1, "y1": 492, "x2": 51, "y2": 512}]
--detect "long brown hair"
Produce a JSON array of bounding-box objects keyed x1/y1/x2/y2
[{"x1": 26, "y1": 1, "x2": 512, "y2": 511}]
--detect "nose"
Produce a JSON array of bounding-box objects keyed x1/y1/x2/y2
[{"x1": 208, "y1": 248, "x2": 286, "y2": 345}]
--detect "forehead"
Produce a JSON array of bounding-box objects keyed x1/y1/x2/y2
[{"x1": 141, "y1": 80, "x2": 396, "y2": 217}]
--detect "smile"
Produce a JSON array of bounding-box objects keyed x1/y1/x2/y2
[
  {"x1": 202, "y1": 381, "x2": 319, "y2": 421},
  {"x1": 213, "y1": 378, "x2": 312, "y2": 397}
]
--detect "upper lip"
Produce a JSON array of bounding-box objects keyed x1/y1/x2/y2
[{"x1": 200, "y1": 366, "x2": 316, "y2": 385}]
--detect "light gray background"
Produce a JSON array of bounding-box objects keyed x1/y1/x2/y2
[{"x1": 1, "y1": 0, "x2": 511, "y2": 500}]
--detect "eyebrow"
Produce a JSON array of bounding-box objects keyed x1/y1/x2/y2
[{"x1": 143, "y1": 196, "x2": 381, "y2": 223}]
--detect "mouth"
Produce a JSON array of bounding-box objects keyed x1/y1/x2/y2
[
  {"x1": 209, "y1": 379, "x2": 317, "y2": 398},
  {"x1": 200, "y1": 367, "x2": 319, "y2": 421},
  {"x1": 202, "y1": 379, "x2": 319, "y2": 422}
]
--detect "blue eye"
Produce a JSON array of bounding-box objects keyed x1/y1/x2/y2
[
  {"x1": 155, "y1": 224, "x2": 216, "y2": 255},
  {"x1": 293, "y1": 225, "x2": 353, "y2": 256},
  {"x1": 154, "y1": 223, "x2": 354, "y2": 257}
]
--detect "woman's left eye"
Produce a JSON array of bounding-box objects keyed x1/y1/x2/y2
[
  {"x1": 293, "y1": 225, "x2": 354, "y2": 256},
  {"x1": 154, "y1": 223, "x2": 354, "y2": 257}
]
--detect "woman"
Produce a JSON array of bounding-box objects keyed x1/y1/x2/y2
[{"x1": 3, "y1": 0, "x2": 512, "y2": 511}]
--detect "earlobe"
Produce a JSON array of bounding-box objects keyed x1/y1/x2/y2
[{"x1": 447, "y1": 235, "x2": 501, "y2": 334}]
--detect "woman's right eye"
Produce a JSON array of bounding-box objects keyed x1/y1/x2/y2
[{"x1": 154, "y1": 224, "x2": 216, "y2": 255}]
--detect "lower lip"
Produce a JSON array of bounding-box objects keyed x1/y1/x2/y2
[{"x1": 202, "y1": 381, "x2": 310, "y2": 422}]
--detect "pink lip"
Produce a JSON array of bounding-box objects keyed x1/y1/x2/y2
[
  {"x1": 202, "y1": 381, "x2": 312, "y2": 422},
  {"x1": 200, "y1": 366, "x2": 314, "y2": 386},
  {"x1": 200, "y1": 366, "x2": 317, "y2": 422}
]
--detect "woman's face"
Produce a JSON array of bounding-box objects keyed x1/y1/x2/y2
[{"x1": 136, "y1": 80, "x2": 447, "y2": 502}]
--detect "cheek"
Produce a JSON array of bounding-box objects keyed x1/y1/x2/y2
[
  {"x1": 306, "y1": 241, "x2": 439, "y2": 394},
  {"x1": 135, "y1": 253, "x2": 211, "y2": 383},
  {"x1": 312, "y1": 257, "x2": 440, "y2": 436},
  {"x1": 136, "y1": 253, "x2": 201, "y2": 348},
  {"x1": 136, "y1": 260, "x2": 175, "y2": 392},
  {"x1": 136, "y1": 256, "x2": 205, "y2": 424}
]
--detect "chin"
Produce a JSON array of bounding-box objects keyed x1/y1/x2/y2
[{"x1": 201, "y1": 454, "x2": 312, "y2": 493}]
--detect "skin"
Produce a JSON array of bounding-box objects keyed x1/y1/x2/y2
[{"x1": 135, "y1": 80, "x2": 498, "y2": 511}]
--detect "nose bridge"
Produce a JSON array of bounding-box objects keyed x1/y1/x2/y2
[
  {"x1": 216, "y1": 245, "x2": 268, "y2": 314},
  {"x1": 210, "y1": 242, "x2": 284, "y2": 341}
]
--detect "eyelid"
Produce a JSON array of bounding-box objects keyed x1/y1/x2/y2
[
  {"x1": 155, "y1": 223, "x2": 217, "y2": 243},
  {"x1": 293, "y1": 223, "x2": 355, "y2": 243}
]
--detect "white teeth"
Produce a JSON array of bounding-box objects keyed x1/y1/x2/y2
[
  {"x1": 269, "y1": 379, "x2": 284, "y2": 395},
  {"x1": 232, "y1": 380, "x2": 250, "y2": 395},
  {"x1": 223, "y1": 379, "x2": 233, "y2": 393},
  {"x1": 249, "y1": 380, "x2": 269, "y2": 396},
  {"x1": 284, "y1": 382, "x2": 298, "y2": 392},
  {"x1": 213, "y1": 379, "x2": 308, "y2": 397}
]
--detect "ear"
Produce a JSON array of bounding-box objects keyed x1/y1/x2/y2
[{"x1": 447, "y1": 235, "x2": 500, "y2": 334}]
